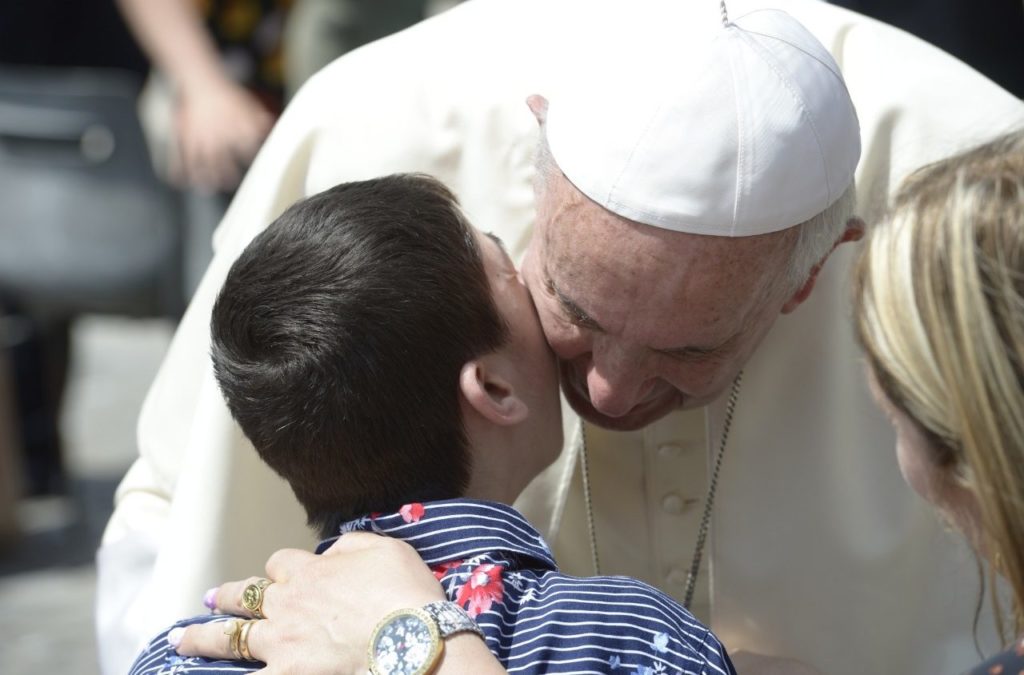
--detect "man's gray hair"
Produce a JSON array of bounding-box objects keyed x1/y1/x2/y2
[
  {"x1": 787, "y1": 184, "x2": 856, "y2": 289},
  {"x1": 533, "y1": 132, "x2": 856, "y2": 290}
]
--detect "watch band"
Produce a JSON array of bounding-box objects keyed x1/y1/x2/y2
[{"x1": 421, "y1": 600, "x2": 485, "y2": 640}]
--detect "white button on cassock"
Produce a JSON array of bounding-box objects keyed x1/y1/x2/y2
[
  {"x1": 657, "y1": 442, "x2": 683, "y2": 459},
  {"x1": 666, "y1": 567, "x2": 689, "y2": 587},
  {"x1": 661, "y1": 493, "x2": 686, "y2": 515}
]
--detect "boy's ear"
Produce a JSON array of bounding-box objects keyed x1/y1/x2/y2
[
  {"x1": 459, "y1": 359, "x2": 528, "y2": 426},
  {"x1": 782, "y1": 217, "x2": 865, "y2": 314}
]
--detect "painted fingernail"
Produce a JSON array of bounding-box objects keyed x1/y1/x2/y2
[
  {"x1": 203, "y1": 587, "x2": 218, "y2": 610},
  {"x1": 168, "y1": 627, "x2": 185, "y2": 649}
]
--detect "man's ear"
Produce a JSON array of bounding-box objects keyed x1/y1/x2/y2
[
  {"x1": 526, "y1": 94, "x2": 549, "y2": 126},
  {"x1": 782, "y1": 217, "x2": 865, "y2": 314},
  {"x1": 459, "y1": 359, "x2": 528, "y2": 426}
]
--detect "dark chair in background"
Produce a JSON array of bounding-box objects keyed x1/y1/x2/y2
[
  {"x1": 0, "y1": 66, "x2": 181, "y2": 317},
  {"x1": 0, "y1": 65, "x2": 182, "y2": 498}
]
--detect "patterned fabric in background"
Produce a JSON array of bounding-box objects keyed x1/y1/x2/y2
[{"x1": 195, "y1": 0, "x2": 294, "y2": 114}]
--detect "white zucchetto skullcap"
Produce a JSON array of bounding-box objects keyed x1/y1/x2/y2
[{"x1": 545, "y1": 8, "x2": 861, "y2": 237}]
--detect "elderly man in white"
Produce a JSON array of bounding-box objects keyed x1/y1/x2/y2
[{"x1": 97, "y1": 0, "x2": 1024, "y2": 673}]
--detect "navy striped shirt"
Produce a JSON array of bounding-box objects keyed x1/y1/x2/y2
[{"x1": 129, "y1": 499, "x2": 736, "y2": 675}]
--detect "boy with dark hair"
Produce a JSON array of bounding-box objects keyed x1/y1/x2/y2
[
  {"x1": 129, "y1": 174, "x2": 736, "y2": 675},
  {"x1": 210, "y1": 173, "x2": 529, "y2": 538}
]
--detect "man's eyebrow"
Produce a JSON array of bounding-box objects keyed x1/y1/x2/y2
[
  {"x1": 544, "y1": 265, "x2": 736, "y2": 356},
  {"x1": 656, "y1": 333, "x2": 738, "y2": 360},
  {"x1": 544, "y1": 271, "x2": 604, "y2": 332}
]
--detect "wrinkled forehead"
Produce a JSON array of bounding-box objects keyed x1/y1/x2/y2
[{"x1": 538, "y1": 186, "x2": 796, "y2": 340}]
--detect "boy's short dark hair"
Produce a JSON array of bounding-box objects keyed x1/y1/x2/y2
[{"x1": 211, "y1": 174, "x2": 508, "y2": 538}]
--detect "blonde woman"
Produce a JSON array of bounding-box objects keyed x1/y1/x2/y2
[{"x1": 854, "y1": 130, "x2": 1024, "y2": 674}]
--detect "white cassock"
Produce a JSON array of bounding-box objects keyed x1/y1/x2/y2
[{"x1": 96, "y1": 1, "x2": 1024, "y2": 673}]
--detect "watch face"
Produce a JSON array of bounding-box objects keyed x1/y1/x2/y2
[{"x1": 370, "y1": 609, "x2": 442, "y2": 675}]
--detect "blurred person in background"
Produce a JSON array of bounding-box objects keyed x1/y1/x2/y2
[
  {"x1": 116, "y1": 0, "x2": 463, "y2": 295},
  {"x1": 114, "y1": 0, "x2": 282, "y2": 195},
  {"x1": 853, "y1": 130, "x2": 1024, "y2": 674}
]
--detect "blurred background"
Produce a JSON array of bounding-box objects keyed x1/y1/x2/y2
[{"x1": 0, "y1": 1, "x2": 1019, "y2": 673}]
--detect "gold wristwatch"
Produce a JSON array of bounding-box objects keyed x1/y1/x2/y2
[{"x1": 367, "y1": 600, "x2": 484, "y2": 675}]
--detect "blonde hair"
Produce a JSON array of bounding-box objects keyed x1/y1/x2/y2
[{"x1": 853, "y1": 130, "x2": 1024, "y2": 640}]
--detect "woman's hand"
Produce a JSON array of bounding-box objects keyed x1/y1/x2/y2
[
  {"x1": 171, "y1": 532, "x2": 505, "y2": 674},
  {"x1": 172, "y1": 77, "x2": 273, "y2": 192},
  {"x1": 115, "y1": 0, "x2": 274, "y2": 192}
]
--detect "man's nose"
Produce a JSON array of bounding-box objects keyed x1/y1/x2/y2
[{"x1": 584, "y1": 342, "x2": 656, "y2": 417}]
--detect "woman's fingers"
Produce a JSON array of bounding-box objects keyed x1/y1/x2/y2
[
  {"x1": 174, "y1": 617, "x2": 267, "y2": 663},
  {"x1": 207, "y1": 576, "x2": 278, "y2": 618},
  {"x1": 200, "y1": 547, "x2": 318, "y2": 617},
  {"x1": 173, "y1": 614, "x2": 356, "y2": 675}
]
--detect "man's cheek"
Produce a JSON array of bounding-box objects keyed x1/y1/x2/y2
[{"x1": 543, "y1": 324, "x2": 587, "y2": 360}]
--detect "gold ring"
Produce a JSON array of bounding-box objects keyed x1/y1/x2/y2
[
  {"x1": 238, "y1": 619, "x2": 258, "y2": 661},
  {"x1": 223, "y1": 619, "x2": 243, "y2": 660},
  {"x1": 241, "y1": 578, "x2": 273, "y2": 619}
]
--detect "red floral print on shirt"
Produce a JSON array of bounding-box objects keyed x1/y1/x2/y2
[
  {"x1": 431, "y1": 560, "x2": 463, "y2": 581},
  {"x1": 399, "y1": 503, "x2": 425, "y2": 523},
  {"x1": 455, "y1": 563, "x2": 504, "y2": 617}
]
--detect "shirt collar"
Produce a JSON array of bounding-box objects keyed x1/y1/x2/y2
[{"x1": 315, "y1": 498, "x2": 557, "y2": 570}]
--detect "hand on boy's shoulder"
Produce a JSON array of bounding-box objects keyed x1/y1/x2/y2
[{"x1": 163, "y1": 537, "x2": 447, "y2": 675}]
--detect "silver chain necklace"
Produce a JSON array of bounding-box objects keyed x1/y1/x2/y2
[{"x1": 579, "y1": 371, "x2": 743, "y2": 610}]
